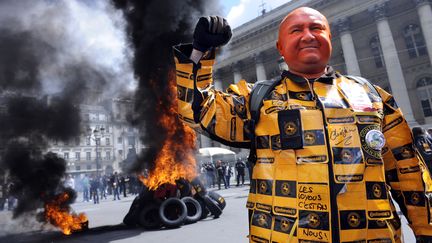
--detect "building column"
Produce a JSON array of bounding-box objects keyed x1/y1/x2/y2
[
  {"x1": 372, "y1": 3, "x2": 416, "y2": 123},
  {"x1": 232, "y1": 62, "x2": 243, "y2": 83},
  {"x1": 415, "y1": 0, "x2": 432, "y2": 66},
  {"x1": 337, "y1": 17, "x2": 361, "y2": 76},
  {"x1": 254, "y1": 53, "x2": 267, "y2": 81}
]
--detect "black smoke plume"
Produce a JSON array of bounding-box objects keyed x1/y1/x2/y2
[
  {"x1": 112, "y1": 0, "x2": 221, "y2": 173},
  {"x1": 0, "y1": 0, "x2": 131, "y2": 225}
]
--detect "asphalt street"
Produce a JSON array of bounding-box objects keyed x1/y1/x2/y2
[{"x1": 0, "y1": 185, "x2": 416, "y2": 243}]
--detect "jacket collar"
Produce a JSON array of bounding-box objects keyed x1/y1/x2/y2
[{"x1": 281, "y1": 66, "x2": 339, "y2": 84}]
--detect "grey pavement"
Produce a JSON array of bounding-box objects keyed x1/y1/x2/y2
[{"x1": 0, "y1": 185, "x2": 416, "y2": 243}]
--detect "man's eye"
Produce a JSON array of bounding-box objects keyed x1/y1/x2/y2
[{"x1": 291, "y1": 29, "x2": 300, "y2": 33}]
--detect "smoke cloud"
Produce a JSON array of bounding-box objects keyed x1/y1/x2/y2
[
  {"x1": 0, "y1": 0, "x2": 133, "y2": 231},
  {"x1": 112, "y1": 0, "x2": 222, "y2": 174}
]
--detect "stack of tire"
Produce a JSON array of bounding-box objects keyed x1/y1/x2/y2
[{"x1": 123, "y1": 178, "x2": 226, "y2": 229}]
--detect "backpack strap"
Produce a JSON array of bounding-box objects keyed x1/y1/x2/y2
[
  {"x1": 247, "y1": 78, "x2": 282, "y2": 165},
  {"x1": 345, "y1": 75, "x2": 380, "y2": 99}
]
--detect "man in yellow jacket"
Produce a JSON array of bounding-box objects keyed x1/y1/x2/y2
[{"x1": 174, "y1": 7, "x2": 432, "y2": 242}]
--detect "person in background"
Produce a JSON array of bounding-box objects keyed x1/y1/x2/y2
[{"x1": 235, "y1": 159, "x2": 246, "y2": 186}]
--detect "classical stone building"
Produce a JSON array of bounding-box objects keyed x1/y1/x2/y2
[
  {"x1": 50, "y1": 97, "x2": 143, "y2": 176},
  {"x1": 200, "y1": 0, "x2": 432, "y2": 149}
]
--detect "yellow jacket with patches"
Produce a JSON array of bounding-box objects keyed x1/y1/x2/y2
[{"x1": 173, "y1": 44, "x2": 432, "y2": 242}]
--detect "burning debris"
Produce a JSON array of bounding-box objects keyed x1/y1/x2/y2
[
  {"x1": 0, "y1": 0, "x2": 132, "y2": 235},
  {"x1": 123, "y1": 178, "x2": 226, "y2": 229},
  {"x1": 111, "y1": 0, "x2": 222, "y2": 187},
  {"x1": 44, "y1": 189, "x2": 88, "y2": 235}
]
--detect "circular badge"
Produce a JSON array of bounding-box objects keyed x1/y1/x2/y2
[
  {"x1": 280, "y1": 218, "x2": 291, "y2": 232},
  {"x1": 259, "y1": 181, "x2": 267, "y2": 194},
  {"x1": 365, "y1": 129, "x2": 385, "y2": 151},
  {"x1": 411, "y1": 192, "x2": 421, "y2": 205},
  {"x1": 281, "y1": 182, "x2": 291, "y2": 196},
  {"x1": 284, "y1": 122, "x2": 297, "y2": 136},
  {"x1": 376, "y1": 220, "x2": 386, "y2": 227},
  {"x1": 401, "y1": 147, "x2": 414, "y2": 159},
  {"x1": 307, "y1": 213, "x2": 321, "y2": 229},
  {"x1": 258, "y1": 214, "x2": 268, "y2": 227},
  {"x1": 372, "y1": 184, "x2": 382, "y2": 198},
  {"x1": 296, "y1": 92, "x2": 308, "y2": 101},
  {"x1": 348, "y1": 212, "x2": 361, "y2": 228},
  {"x1": 304, "y1": 131, "x2": 316, "y2": 145},
  {"x1": 341, "y1": 149, "x2": 353, "y2": 163}
]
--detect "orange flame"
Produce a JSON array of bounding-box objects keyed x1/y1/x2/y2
[
  {"x1": 140, "y1": 71, "x2": 197, "y2": 190},
  {"x1": 45, "y1": 192, "x2": 88, "y2": 235}
]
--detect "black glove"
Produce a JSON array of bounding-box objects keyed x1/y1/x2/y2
[{"x1": 193, "y1": 16, "x2": 232, "y2": 52}]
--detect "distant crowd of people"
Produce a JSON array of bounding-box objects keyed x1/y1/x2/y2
[
  {"x1": 64, "y1": 172, "x2": 143, "y2": 204},
  {"x1": 199, "y1": 159, "x2": 252, "y2": 190}
]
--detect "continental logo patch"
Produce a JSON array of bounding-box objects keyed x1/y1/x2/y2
[
  {"x1": 392, "y1": 144, "x2": 415, "y2": 161},
  {"x1": 336, "y1": 174, "x2": 363, "y2": 183},
  {"x1": 271, "y1": 135, "x2": 282, "y2": 150},
  {"x1": 256, "y1": 157, "x2": 275, "y2": 164},
  {"x1": 274, "y1": 206, "x2": 297, "y2": 216},
  {"x1": 252, "y1": 211, "x2": 272, "y2": 229},
  {"x1": 303, "y1": 130, "x2": 325, "y2": 146},
  {"x1": 403, "y1": 191, "x2": 426, "y2": 206},
  {"x1": 366, "y1": 182, "x2": 388, "y2": 200},
  {"x1": 399, "y1": 165, "x2": 420, "y2": 174},
  {"x1": 340, "y1": 210, "x2": 366, "y2": 230},
  {"x1": 256, "y1": 203, "x2": 272, "y2": 212},
  {"x1": 382, "y1": 117, "x2": 403, "y2": 132},
  {"x1": 256, "y1": 136, "x2": 270, "y2": 149},
  {"x1": 368, "y1": 219, "x2": 388, "y2": 229},
  {"x1": 333, "y1": 147, "x2": 363, "y2": 164},
  {"x1": 275, "y1": 180, "x2": 296, "y2": 198},
  {"x1": 327, "y1": 116, "x2": 355, "y2": 124},
  {"x1": 297, "y1": 155, "x2": 327, "y2": 163},
  {"x1": 265, "y1": 106, "x2": 286, "y2": 114},
  {"x1": 357, "y1": 115, "x2": 381, "y2": 124},
  {"x1": 250, "y1": 235, "x2": 270, "y2": 243},
  {"x1": 257, "y1": 179, "x2": 273, "y2": 195},
  {"x1": 274, "y1": 215, "x2": 296, "y2": 235},
  {"x1": 299, "y1": 210, "x2": 329, "y2": 230},
  {"x1": 368, "y1": 210, "x2": 391, "y2": 219}
]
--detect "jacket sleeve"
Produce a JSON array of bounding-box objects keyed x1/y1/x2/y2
[
  {"x1": 377, "y1": 86, "x2": 432, "y2": 238},
  {"x1": 173, "y1": 44, "x2": 252, "y2": 148}
]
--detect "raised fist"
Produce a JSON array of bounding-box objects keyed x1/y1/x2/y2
[{"x1": 193, "y1": 16, "x2": 232, "y2": 52}]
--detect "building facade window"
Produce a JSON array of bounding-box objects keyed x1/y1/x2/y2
[
  {"x1": 86, "y1": 152, "x2": 91, "y2": 161},
  {"x1": 86, "y1": 137, "x2": 91, "y2": 146},
  {"x1": 403, "y1": 24, "x2": 427, "y2": 58},
  {"x1": 75, "y1": 152, "x2": 80, "y2": 161},
  {"x1": 417, "y1": 77, "x2": 432, "y2": 118},
  {"x1": 118, "y1": 137, "x2": 123, "y2": 144},
  {"x1": 64, "y1": 152, "x2": 69, "y2": 160},
  {"x1": 369, "y1": 35, "x2": 384, "y2": 68},
  {"x1": 106, "y1": 151, "x2": 111, "y2": 160},
  {"x1": 128, "y1": 136, "x2": 135, "y2": 146},
  {"x1": 105, "y1": 138, "x2": 110, "y2": 146},
  {"x1": 87, "y1": 165, "x2": 92, "y2": 170},
  {"x1": 76, "y1": 165, "x2": 81, "y2": 171}
]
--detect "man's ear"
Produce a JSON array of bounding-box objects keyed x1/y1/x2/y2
[{"x1": 276, "y1": 41, "x2": 282, "y2": 55}]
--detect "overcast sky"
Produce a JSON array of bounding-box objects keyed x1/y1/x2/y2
[{"x1": 221, "y1": 0, "x2": 290, "y2": 28}]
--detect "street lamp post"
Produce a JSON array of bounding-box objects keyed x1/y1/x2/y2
[{"x1": 87, "y1": 127, "x2": 105, "y2": 177}]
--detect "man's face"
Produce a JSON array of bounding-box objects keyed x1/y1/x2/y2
[{"x1": 277, "y1": 8, "x2": 332, "y2": 75}]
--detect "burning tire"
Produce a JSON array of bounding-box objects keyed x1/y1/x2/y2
[
  {"x1": 203, "y1": 194, "x2": 222, "y2": 218},
  {"x1": 181, "y1": 197, "x2": 202, "y2": 224},
  {"x1": 159, "y1": 197, "x2": 187, "y2": 228},
  {"x1": 138, "y1": 203, "x2": 163, "y2": 229},
  {"x1": 208, "y1": 191, "x2": 226, "y2": 210}
]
